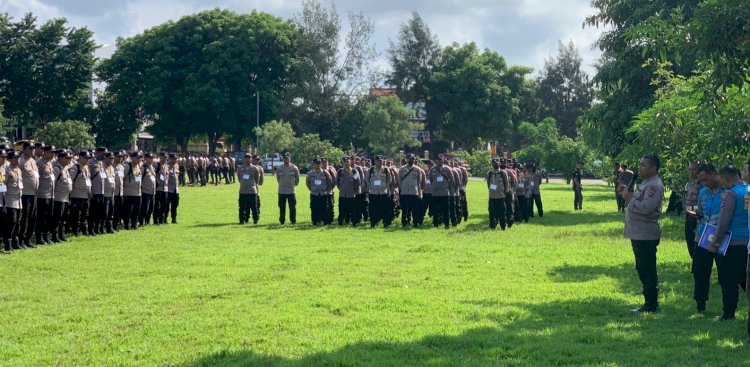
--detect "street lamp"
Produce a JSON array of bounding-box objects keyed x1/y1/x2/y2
[{"x1": 249, "y1": 72, "x2": 260, "y2": 153}]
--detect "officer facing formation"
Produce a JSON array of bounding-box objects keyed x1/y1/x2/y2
[{"x1": 0, "y1": 144, "x2": 182, "y2": 255}]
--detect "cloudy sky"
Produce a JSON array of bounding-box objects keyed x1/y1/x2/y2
[{"x1": 1, "y1": 0, "x2": 607, "y2": 77}]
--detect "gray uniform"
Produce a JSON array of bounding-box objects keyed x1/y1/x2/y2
[{"x1": 624, "y1": 175, "x2": 665, "y2": 240}]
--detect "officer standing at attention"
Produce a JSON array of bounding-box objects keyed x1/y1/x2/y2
[
  {"x1": 322, "y1": 157, "x2": 337, "y2": 225},
  {"x1": 122, "y1": 152, "x2": 142, "y2": 230},
  {"x1": 529, "y1": 164, "x2": 544, "y2": 218},
  {"x1": 35, "y1": 145, "x2": 56, "y2": 244},
  {"x1": 487, "y1": 158, "x2": 509, "y2": 230},
  {"x1": 683, "y1": 161, "x2": 701, "y2": 260},
  {"x1": 366, "y1": 156, "x2": 392, "y2": 228},
  {"x1": 5, "y1": 151, "x2": 23, "y2": 251},
  {"x1": 707, "y1": 165, "x2": 749, "y2": 321},
  {"x1": 619, "y1": 154, "x2": 665, "y2": 313},
  {"x1": 19, "y1": 142, "x2": 39, "y2": 248},
  {"x1": 68, "y1": 151, "x2": 92, "y2": 236},
  {"x1": 165, "y1": 154, "x2": 181, "y2": 224},
  {"x1": 618, "y1": 164, "x2": 635, "y2": 213},
  {"x1": 573, "y1": 161, "x2": 584, "y2": 211},
  {"x1": 398, "y1": 154, "x2": 425, "y2": 227},
  {"x1": 428, "y1": 155, "x2": 454, "y2": 229},
  {"x1": 307, "y1": 158, "x2": 331, "y2": 226},
  {"x1": 276, "y1": 153, "x2": 299, "y2": 225},
  {"x1": 337, "y1": 156, "x2": 361, "y2": 226},
  {"x1": 237, "y1": 153, "x2": 261, "y2": 225},
  {"x1": 50, "y1": 151, "x2": 72, "y2": 242}
]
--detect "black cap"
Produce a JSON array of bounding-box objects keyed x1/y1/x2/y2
[
  {"x1": 79, "y1": 151, "x2": 92, "y2": 159},
  {"x1": 436, "y1": 155, "x2": 444, "y2": 161},
  {"x1": 95, "y1": 147, "x2": 108, "y2": 153},
  {"x1": 244, "y1": 153, "x2": 252, "y2": 158},
  {"x1": 7, "y1": 151, "x2": 19, "y2": 159},
  {"x1": 34, "y1": 142, "x2": 43, "y2": 148},
  {"x1": 144, "y1": 153, "x2": 154, "y2": 158},
  {"x1": 251, "y1": 154, "x2": 259, "y2": 159},
  {"x1": 129, "y1": 151, "x2": 140, "y2": 157},
  {"x1": 159, "y1": 152, "x2": 168, "y2": 157},
  {"x1": 57, "y1": 151, "x2": 70, "y2": 159},
  {"x1": 321, "y1": 157, "x2": 328, "y2": 162},
  {"x1": 0, "y1": 150, "x2": 6, "y2": 157},
  {"x1": 283, "y1": 152, "x2": 290, "y2": 158},
  {"x1": 169, "y1": 153, "x2": 178, "y2": 159},
  {"x1": 22, "y1": 142, "x2": 32, "y2": 149},
  {"x1": 43, "y1": 145, "x2": 55, "y2": 152},
  {"x1": 105, "y1": 152, "x2": 115, "y2": 158},
  {"x1": 313, "y1": 157, "x2": 321, "y2": 164}
]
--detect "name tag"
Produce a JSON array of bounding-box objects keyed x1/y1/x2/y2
[
  {"x1": 18, "y1": 181, "x2": 23, "y2": 190},
  {"x1": 374, "y1": 179, "x2": 382, "y2": 186},
  {"x1": 519, "y1": 183, "x2": 525, "y2": 189},
  {"x1": 531, "y1": 182, "x2": 535, "y2": 187},
  {"x1": 33, "y1": 171, "x2": 39, "y2": 178},
  {"x1": 150, "y1": 175, "x2": 156, "y2": 182},
  {"x1": 85, "y1": 179, "x2": 92, "y2": 187},
  {"x1": 117, "y1": 171, "x2": 125, "y2": 178},
  {"x1": 437, "y1": 176, "x2": 444, "y2": 182},
  {"x1": 135, "y1": 176, "x2": 142, "y2": 183},
  {"x1": 108, "y1": 177, "x2": 115, "y2": 184},
  {"x1": 0, "y1": 184, "x2": 6, "y2": 193},
  {"x1": 160, "y1": 174, "x2": 165, "y2": 181},
  {"x1": 101, "y1": 173, "x2": 107, "y2": 179},
  {"x1": 489, "y1": 184, "x2": 497, "y2": 191},
  {"x1": 425, "y1": 179, "x2": 431, "y2": 185},
  {"x1": 353, "y1": 172, "x2": 360, "y2": 180},
  {"x1": 314, "y1": 179, "x2": 322, "y2": 186},
  {"x1": 242, "y1": 174, "x2": 250, "y2": 180}
]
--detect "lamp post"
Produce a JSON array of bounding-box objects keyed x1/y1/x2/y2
[{"x1": 250, "y1": 73, "x2": 260, "y2": 153}]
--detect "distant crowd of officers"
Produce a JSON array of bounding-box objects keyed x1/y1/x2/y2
[
  {"x1": 0, "y1": 142, "x2": 182, "y2": 255},
  {"x1": 234, "y1": 153, "x2": 545, "y2": 230}
]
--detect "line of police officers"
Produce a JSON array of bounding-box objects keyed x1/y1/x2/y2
[
  {"x1": 234, "y1": 152, "x2": 544, "y2": 230},
  {"x1": 0, "y1": 142, "x2": 181, "y2": 254}
]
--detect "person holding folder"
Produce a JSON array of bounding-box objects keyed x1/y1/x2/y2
[
  {"x1": 690, "y1": 164, "x2": 724, "y2": 313},
  {"x1": 708, "y1": 165, "x2": 750, "y2": 321}
]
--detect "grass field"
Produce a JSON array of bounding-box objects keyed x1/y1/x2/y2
[{"x1": 1, "y1": 178, "x2": 749, "y2": 366}]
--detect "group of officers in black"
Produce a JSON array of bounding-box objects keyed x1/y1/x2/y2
[
  {"x1": 0, "y1": 142, "x2": 182, "y2": 254},
  {"x1": 233, "y1": 152, "x2": 545, "y2": 230}
]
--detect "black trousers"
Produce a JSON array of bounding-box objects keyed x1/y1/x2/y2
[
  {"x1": 431, "y1": 195, "x2": 450, "y2": 228},
  {"x1": 574, "y1": 188, "x2": 583, "y2": 210},
  {"x1": 278, "y1": 194, "x2": 296, "y2": 224},
  {"x1": 717, "y1": 245, "x2": 747, "y2": 318},
  {"x1": 516, "y1": 195, "x2": 529, "y2": 222},
  {"x1": 89, "y1": 194, "x2": 104, "y2": 233},
  {"x1": 369, "y1": 194, "x2": 391, "y2": 227},
  {"x1": 685, "y1": 216, "x2": 698, "y2": 260},
  {"x1": 355, "y1": 194, "x2": 367, "y2": 224},
  {"x1": 529, "y1": 193, "x2": 543, "y2": 218},
  {"x1": 338, "y1": 197, "x2": 357, "y2": 225},
  {"x1": 400, "y1": 194, "x2": 422, "y2": 226},
  {"x1": 504, "y1": 195, "x2": 515, "y2": 227},
  {"x1": 632, "y1": 240, "x2": 660, "y2": 306},
  {"x1": 35, "y1": 197, "x2": 53, "y2": 239},
  {"x1": 4, "y1": 207, "x2": 20, "y2": 242},
  {"x1": 616, "y1": 190, "x2": 625, "y2": 212},
  {"x1": 448, "y1": 195, "x2": 458, "y2": 226},
  {"x1": 239, "y1": 194, "x2": 259, "y2": 224},
  {"x1": 459, "y1": 189, "x2": 468, "y2": 221},
  {"x1": 489, "y1": 198, "x2": 507, "y2": 230},
  {"x1": 326, "y1": 194, "x2": 335, "y2": 224},
  {"x1": 68, "y1": 198, "x2": 89, "y2": 235},
  {"x1": 139, "y1": 193, "x2": 155, "y2": 225},
  {"x1": 123, "y1": 196, "x2": 141, "y2": 229},
  {"x1": 113, "y1": 196, "x2": 124, "y2": 230},
  {"x1": 310, "y1": 194, "x2": 328, "y2": 225},
  {"x1": 102, "y1": 197, "x2": 114, "y2": 231},
  {"x1": 422, "y1": 193, "x2": 432, "y2": 218},
  {"x1": 20, "y1": 195, "x2": 36, "y2": 242},
  {"x1": 50, "y1": 201, "x2": 67, "y2": 238},
  {"x1": 167, "y1": 192, "x2": 180, "y2": 222},
  {"x1": 154, "y1": 191, "x2": 168, "y2": 224},
  {"x1": 693, "y1": 246, "x2": 717, "y2": 304}
]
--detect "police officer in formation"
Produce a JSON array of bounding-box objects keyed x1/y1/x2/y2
[
  {"x1": 484, "y1": 158, "x2": 545, "y2": 230},
  {"x1": 0, "y1": 143, "x2": 185, "y2": 255},
  {"x1": 276, "y1": 153, "x2": 300, "y2": 225}
]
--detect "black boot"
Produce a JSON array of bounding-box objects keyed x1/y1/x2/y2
[
  {"x1": 2, "y1": 239, "x2": 10, "y2": 254},
  {"x1": 12, "y1": 238, "x2": 23, "y2": 250},
  {"x1": 58, "y1": 229, "x2": 68, "y2": 242},
  {"x1": 50, "y1": 232, "x2": 61, "y2": 243}
]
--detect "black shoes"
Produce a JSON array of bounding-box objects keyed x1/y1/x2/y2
[
  {"x1": 696, "y1": 301, "x2": 706, "y2": 313},
  {"x1": 631, "y1": 304, "x2": 658, "y2": 313}
]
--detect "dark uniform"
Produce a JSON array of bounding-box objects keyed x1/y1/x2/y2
[
  {"x1": 684, "y1": 178, "x2": 701, "y2": 260},
  {"x1": 306, "y1": 159, "x2": 332, "y2": 226},
  {"x1": 487, "y1": 160, "x2": 509, "y2": 230},
  {"x1": 572, "y1": 165, "x2": 583, "y2": 210},
  {"x1": 237, "y1": 156, "x2": 261, "y2": 224},
  {"x1": 337, "y1": 158, "x2": 362, "y2": 226},
  {"x1": 366, "y1": 158, "x2": 392, "y2": 228}
]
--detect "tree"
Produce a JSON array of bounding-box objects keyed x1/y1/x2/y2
[
  {"x1": 287, "y1": 133, "x2": 345, "y2": 169},
  {"x1": 387, "y1": 11, "x2": 441, "y2": 103},
  {"x1": 515, "y1": 118, "x2": 591, "y2": 180},
  {"x1": 0, "y1": 13, "x2": 97, "y2": 126},
  {"x1": 361, "y1": 96, "x2": 421, "y2": 157},
  {"x1": 426, "y1": 43, "x2": 513, "y2": 149},
  {"x1": 501, "y1": 66, "x2": 538, "y2": 150},
  {"x1": 536, "y1": 41, "x2": 594, "y2": 138},
  {"x1": 281, "y1": 0, "x2": 378, "y2": 145},
  {"x1": 35, "y1": 120, "x2": 96, "y2": 150},
  {"x1": 0, "y1": 101, "x2": 12, "y2": 137},
  {"x1": 97, "y1": 9, "x2": 297, "y2": 155},
  {"x1": 254, "y1": 120, "x2": 296, "y2": 170},
  {"x1": 584, "y1": 0, "x2": 702, "y2": 156}
]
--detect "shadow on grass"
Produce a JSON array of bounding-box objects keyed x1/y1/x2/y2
[{"x1": 186, "y1": 295, "x2": 748, "y2": 367}]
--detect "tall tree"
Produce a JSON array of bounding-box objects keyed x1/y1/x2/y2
[
  {"x1": 0, "y1": 13, "x2": 97, "y2": 127},
  {"x1": 501, "y1": 65, "x2": 538, "y2": 150},
  {"x1": 584, "y1": 0, "x2": 701, "y2": 156},
  {"x1": 426, "y1": 42, "x2": 513, "y2": 150},
  {"x1": 536, "y1": 41, "x2": 593, "y2": 138},
  {"x1": 387, "y1": 11, "x2": 441, "y2": 103},
  {"x1": 98, "y1": 9, "x2": 297, "y2": 155},
  {"x1": 35, "y1": 120, "x2": 96, "y2": 150},
  {"x1": 281, "y1": 0, "x2": 378, "y2": 146},
  {"x1": 361, "y1": 95, "x2": 421, "y2": 157},
  {"x1": 254, "y1": 120, "x2": 296, "y2": 168}
]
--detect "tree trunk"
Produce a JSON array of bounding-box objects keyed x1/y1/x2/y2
[{"x1": 179, "y1": 135, "x2": 189, "y2": 153}]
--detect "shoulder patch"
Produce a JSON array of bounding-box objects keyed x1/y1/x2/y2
[{"x1": 648, "y1": 187, "x2": 657, "y2": 197}]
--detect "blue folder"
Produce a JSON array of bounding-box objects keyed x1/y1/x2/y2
[{"x1": 697, "y1": 223, "x2": 731, "y2": 256}]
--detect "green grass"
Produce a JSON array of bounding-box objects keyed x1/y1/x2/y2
[{"x1": 1, "y1": 178, "x2": 749, "y2": 366}]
